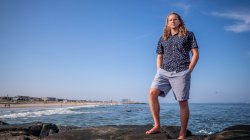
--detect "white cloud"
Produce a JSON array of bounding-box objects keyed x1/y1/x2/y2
[{"x1": 211, "y1": 11, "x2": 250, "y2": 33}]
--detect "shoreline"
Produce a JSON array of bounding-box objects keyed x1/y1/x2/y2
[{"x1": 0, "y1": 102, "x2": 121, "y2": 109}]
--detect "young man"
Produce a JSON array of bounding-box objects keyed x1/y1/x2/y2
[{"x1": 146, "y1": 12, "x2": 199, "y2": 140}]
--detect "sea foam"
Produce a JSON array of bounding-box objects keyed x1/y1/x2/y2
[{"x1": 0, "y1": 105, "x2": 100, "y2": 119}]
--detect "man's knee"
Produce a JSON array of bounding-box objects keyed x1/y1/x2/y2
[{"x1": 149, "y1": 88, "x2": 160, "y2": 98}]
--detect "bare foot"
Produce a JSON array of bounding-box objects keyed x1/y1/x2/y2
[
  {"x1": 178, "y1": 130, "x2": 186, "y2": 139},
  {"x1": 178, "y1": 135, "x2": 185, "y2": 139},
  {"x1": 145, "y1": 126, "x2": 161, "y2": 134}
]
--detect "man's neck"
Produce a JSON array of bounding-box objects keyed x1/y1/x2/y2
[{"x1": 171, "y1": 28, "x2": 179, "y2": 35}]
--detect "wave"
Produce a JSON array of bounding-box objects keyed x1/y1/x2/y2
[
  {"x1": 0, "y1": 105, "x2": 103, "y2": 119},
  {"x1": 197, "y1": 129, "x2": 214, "y2": 135},
  {"x1": 0, "y1": 108, "x2": 79, "y2": 119},
  {"x1": 67, "y1": 104, "x2": 101, "y2": 110}
]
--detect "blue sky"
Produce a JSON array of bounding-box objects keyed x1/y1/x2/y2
[{"x1": 1, "y1": 0, "x2": 250, "y2": 103}]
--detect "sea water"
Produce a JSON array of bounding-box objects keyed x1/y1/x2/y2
[{"x1": 1, "y1": 103, "x2": 250, "y2": 135}]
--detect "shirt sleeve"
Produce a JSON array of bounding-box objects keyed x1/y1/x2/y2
[
  {"x1": 189, "y1": 32, "x2": 199, "y2": 49},
  {"x1": 156, "y1": 37, "x2": 164, "y2": 54}
]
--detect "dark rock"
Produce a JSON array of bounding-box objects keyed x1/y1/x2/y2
[
  {"x1": 22, "y1": 136, "x2": 32, "y2": 140},
  {"x1": 40, "y1": 123, "x2": 52, "y2": 137},
  {"x1": 57, "y1": 125, "x2": 80, "y2": 133},
  {"x1": 0, "y1": 122, "x2": 42, "y2": 136},
  {"x1": 161, "y1": 125, "x2": 192, "y2": 138},
  {"x1": 222, "y1": 125, "x2": 250, "y2": 131},
  {"x1": 44, "y1": 125, "x2": 196, "y2": 140},
  {"x1": 0, "y1": 121, "x2": 8, "y2": 125},
  {"x1": 49, "y1": 124, "x2": 59, "y2": 135},
  {"x1": 39, "y1": 123, "x2": 59, "y2": 137},
  {"x1": 206, "y1": 130, "x2": 250, "y2": 140},
  {"x1": 0, "y1": 121, "x2": 59, "y2": 139},
  {"x1": 1, "y1": 121, "x2": 250, "y2": 140},
  {"x1": 0, "y1": 135, "x2": 38, "y2": 140},
  {"x1": 29, "y1": 122, "x2": 43, "y2": 136},
  {"x1": 45, "y1": 125, "x2": 250, "y2": 140},
  {"x1": 206, "y1": 125, "x2": 250, "y2": 140}
]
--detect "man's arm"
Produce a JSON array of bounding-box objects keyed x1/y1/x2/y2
[
  {"x1": 189, "y1": 48, "x2": 199, "y2": 72},
  {"x1": 157, "y1": 54, "x2": 163, "y2": 69}
]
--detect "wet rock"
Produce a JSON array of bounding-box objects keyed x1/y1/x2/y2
[
  {"x1": 206, "y1": 125, "x2": 250, "y2": 140},
  {"x1": 161, "y1": 125, "x2": 192, "y2": 138},
  {"x1": 45, "y1": 125, "x2": 250, "y2": 140},
  {"x1": 1, "y1": 121, "x2": 250, "y2": 140},
  {"x1": 39, "y1": 123, "x2": 59, "y2": 137},
  {"x1": 44, "y1": 125, "x2": 195, "y2": 140},
  {"x1": 0, "y1": 121, "x2": 59, "y2": 140},
  {"x1": 0, "y1": 121, "x2": 8, "y2": 125},
  {"x1": 222, "y1": 125, "x2": 250, "y2": 131},
  {"x1": 57, "y1": 125, "x2": 80, "y2": 133},
  {"x1": 49, "y1": 124, "x2": 59, "y2": 135}
]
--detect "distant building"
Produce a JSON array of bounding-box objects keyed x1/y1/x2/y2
[
  {"x1": 57, "y1": 98, "x2": 64, "y2": 102},
  {"x1": 67, "y1": 100, "x2": 77, "y2": 102},
  {"x1": 63, "y1": 99, "x2": 68, "y2": 103},
  {"x1": 0, "y1": 96, "x2": 12, "y2": 101},
  {"x1": 42, "y1": 97, "x2": 57, "y2": 101},
  {"x1": 30, "y1": 97, "x2": 43, "y2": 101},
  {"x1": 12, "y1": 97, "x2": 18, "y2": 101},
  {"x1": 15, "y1": 96, "x2": 30, "y2": 101}
]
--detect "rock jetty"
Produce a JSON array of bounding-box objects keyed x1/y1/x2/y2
[
  {"x1": 0, "y1": 121, "x2": 59, "y2": 140},
  {"x1": 0, "y1": 121, "x2": 250, "y2": 140}
]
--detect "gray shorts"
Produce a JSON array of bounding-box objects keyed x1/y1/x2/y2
[{"x1": 151, "y1": 68, "x2": 191, "y2": 101}]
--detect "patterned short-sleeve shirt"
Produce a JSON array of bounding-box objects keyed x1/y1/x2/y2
[{"x1": 156, "y1": 31, "x2": 198, "y2": 72}]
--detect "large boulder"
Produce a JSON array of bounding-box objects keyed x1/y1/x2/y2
[
  {"x1": 45, "y1": 125, "x2": 201, "y2": 140},
  {"x1": 206, "y1": 125, "x2": 250, "y2": 140},
  {"x1": 0, "y1": 121, "x2": 59, "y2": 140},
  {"x1": 0, "y1": 121, "x2": 8, "y2": 125},
  {"x1": 1, "y1": 121, "x2": 249, "y2": 140}
]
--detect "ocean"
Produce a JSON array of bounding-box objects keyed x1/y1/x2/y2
[{"x1": 1, "y1": 103, "x2": 250, "y2": 135}]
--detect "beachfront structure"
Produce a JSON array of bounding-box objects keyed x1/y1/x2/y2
[
  {"x1": 56, "y1": 98, "x2": 64, "y2": 102},
  {"x1": 63, "y1": 99, "x2": 68, "y2": 103},
  {"x1": 30, "y1": 97, "x2": 43, "y2": 101},
  {"x1": 15, "y1": 96, "x2": 30, "y2": 101},
  {"x1": 42, "y1": 97, "x2": 57, "y2": 101},
  {"x1": 0, "y1": 96, "x2": 12, "y2": 101},
  {"x1": 67, "y1": 100, "x2": 77, "y2": 102}
]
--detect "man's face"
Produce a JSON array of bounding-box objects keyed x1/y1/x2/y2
[{"x1": 167, "y1": 14, "x2": 180, "y2": 29}]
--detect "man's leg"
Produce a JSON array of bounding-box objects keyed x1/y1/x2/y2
[
  {"x1": 146, "y1": 88, "x2": 161, "y2": 134},
  {"x1": 178, "y1": 100, "x2": 190, "y2": 139}
]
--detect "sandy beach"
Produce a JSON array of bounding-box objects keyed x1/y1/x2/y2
[{"x1": 0, "y1": 101, "x2": 120, "y2": 108}]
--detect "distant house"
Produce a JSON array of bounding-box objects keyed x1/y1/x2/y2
[
  {"x1": 30, "y1": 97, "x2": 43, "y2": 101},
  {"x1": 42, "y1": 97, "x2": 57, "y2": 101},
  {"x1": 12, "y1": 97, "x2": 18, "y2": 101},
  {"x1": 56, "y1": 98, "x2": 64, "y2": 102},
  {"x1": 63, "y1": 99, "x2": 68, "y2": 103},
  {"x1": 0, "y1": 96, "x2": 12, "y2": 101},
  {"x1": 15, "y1": 96, "x2": 30, "y2": 101},
  {"x1": 68, "y1": 100, "x2": 77, "y2": 102}
]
